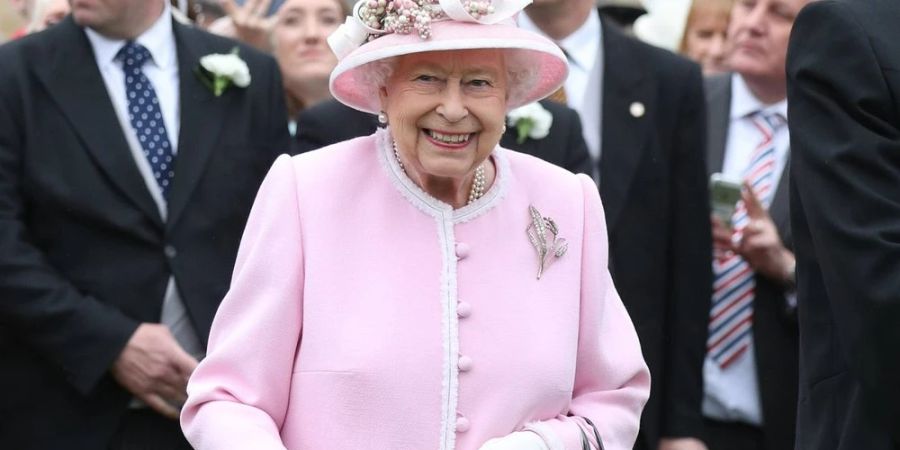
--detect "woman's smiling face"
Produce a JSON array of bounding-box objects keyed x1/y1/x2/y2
[{"x1": 379, "y1": 49, "x2": 509, "y2": 186}]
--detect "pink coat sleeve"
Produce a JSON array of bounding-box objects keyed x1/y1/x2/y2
[
  {"x1": 525, "y1": 175, "x2": 651, "y2": 450},
  {"x1": 180, "y1": 155, "x2": 302, "y2": 449}
]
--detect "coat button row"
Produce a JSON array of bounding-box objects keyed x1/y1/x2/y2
[
  {"x1": 458, "y1": 355, "x2": 473, "y2": 372},
  {"x1": 455, "y1": 242, "x2": 470, "y2": 260},
  {"x1": 456, "y1": 416, "x2": 470, "y2": 433},
  {"x1": 457, "y1": 301, "x2": 472, "y2": 318}
]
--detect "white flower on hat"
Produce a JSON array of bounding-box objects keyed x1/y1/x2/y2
[
  {"x1": 196, "y1": 48, "x2": 251, "y2": 96},
  {"x1": 507, "y1": 102, "x2": 553, "y2": 143},
  {"x1": 328, "y1": 0, "x2": 530, "y2": 59}
]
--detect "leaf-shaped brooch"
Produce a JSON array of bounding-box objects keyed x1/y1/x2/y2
[{"x1": 526, "y1": 205, "x2": 568, "y2": 279}]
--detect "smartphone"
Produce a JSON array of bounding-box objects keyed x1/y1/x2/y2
[
  {"x1": 233, "y1": 0, "x2": 286, "y2": 16},
  {"x1": 709, "y1": 173, "x2": 743, "y2": 228}
]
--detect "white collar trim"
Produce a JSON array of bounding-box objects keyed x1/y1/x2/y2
[{"x1": 376, "y1": 127, "x2": 509, "y2": 223}]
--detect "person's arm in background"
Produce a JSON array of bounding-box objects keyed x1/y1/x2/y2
[{"x1": 788, "y1": 0, "x2": 900, "y2": 440}]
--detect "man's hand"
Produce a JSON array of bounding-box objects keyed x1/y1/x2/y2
[
  {"x1": 736, "y1": 182, "x2": 795, "y2": 284},
  {"x1": 658, "y1": 437, "x2": 708, "y2": 450},
  {"x1": 217, "y1": 0, "x2": 279, "y2": 52},
  {"x1": 111, "y1": 323, "x2": 199, "y2": 419}
]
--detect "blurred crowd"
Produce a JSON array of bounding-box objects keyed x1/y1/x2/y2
[{"x1": 1, "y1": 0, "x2": 898, "y2": 449}]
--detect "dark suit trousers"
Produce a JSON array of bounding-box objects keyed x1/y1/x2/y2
[{"x1": 108, "y1": 410, "x2": 191, "y2": 450}]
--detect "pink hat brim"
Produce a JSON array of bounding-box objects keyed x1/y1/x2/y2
[{"x1": 330, "y1": 21, "x2": 568, "y2": 114}]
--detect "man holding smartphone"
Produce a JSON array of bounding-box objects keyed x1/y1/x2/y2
[{"x1": 701, "y1": 0, "x2": 813, "y2": 448}]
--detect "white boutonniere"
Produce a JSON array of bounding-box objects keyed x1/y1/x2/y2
[
  {"x1": 195, "y1": 48, "x2": 251, "y2": 97},
  {"x1": 507, "y1": 102, "x2": 553, "y2": 144}
]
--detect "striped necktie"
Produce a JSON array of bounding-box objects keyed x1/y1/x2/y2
[{"x1": 707, "y1": 110, "x2": 784, "y2": 368}]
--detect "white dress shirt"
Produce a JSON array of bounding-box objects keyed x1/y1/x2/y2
[
  {"x1": 702, "y1": 73, "x2": 790, "y2": 426},
  {"x1": 85, "y1": 4, "x2": 204, "y2": 364},
  {"x1": 519, "y1": 9, "x2": 604, "y2": 167}
]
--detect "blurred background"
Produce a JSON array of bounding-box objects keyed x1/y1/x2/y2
[
  {"x1": 1, "y1": 2, "x2": 22, "y2": 38},
  {"x1": 0, "y1": 0, "x2": 644, "y2": 40}
]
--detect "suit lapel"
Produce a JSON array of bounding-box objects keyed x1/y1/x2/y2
[
  {"x1": 705, "y1": 74, "x2": 732, "y2": 174},
  {"x1": 599, "y1": 19, "x2": 653, "y2": 230},
  {"x1": 165, "y1": 21, "x2": 228, "y2": 230},
  {"x1": 33, "y1": 18, "x2": 163, "y2": 228}
]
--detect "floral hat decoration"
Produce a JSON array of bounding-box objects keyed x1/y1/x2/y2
[{"x1": 327, "y1": 0, "x2": 569, "y2": 114}]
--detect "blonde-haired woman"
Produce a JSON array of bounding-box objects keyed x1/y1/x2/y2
[
  {"x1": 635, "y1": 0, "x2": 733, "y2": 75},
  {"x1": 271, "y1": 0, "x2": 349, "y2": 134}
]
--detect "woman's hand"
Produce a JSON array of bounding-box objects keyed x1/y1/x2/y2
[
  {"x1": 217, "y1": 0, "x2": 280, "y2": 52},
  {"x1": 478, "y1": 431, "x2": 547, "y2": 450}
]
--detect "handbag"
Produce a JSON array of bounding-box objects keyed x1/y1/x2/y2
[{"x1": 575, "y1": 416, "x2": 605, "y2": 450}]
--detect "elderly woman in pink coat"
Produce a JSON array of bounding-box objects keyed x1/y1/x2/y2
[{"x1": 180, "y1": 0, "x2": 651, "y2": 448}]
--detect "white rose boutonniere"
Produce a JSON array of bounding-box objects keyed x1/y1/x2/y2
[
  {"x1": 507, "y1": 102, "x2": 553, "y2": 144},
  {"x1": 196, "y1": 48, "x2": 251, "y2": 97}
]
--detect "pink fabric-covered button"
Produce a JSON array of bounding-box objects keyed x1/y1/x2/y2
[
  {"x1": 456, "y1": 416, "x2": 470, "y2": 433},
  {"x1": 457, "y1": 302, "x2": 472, "y2": 318},
  {"x1": 458, "y1": 355, "x2": 473, "y2": 372},
  {"x1": 455, "y1": 242, "x2": 470, "y2": 259}
]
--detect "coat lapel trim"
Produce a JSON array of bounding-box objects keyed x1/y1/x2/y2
[
  {"x1": 34, "y1": 18, "x2": 164, "y2": 228},
  {"x1": 599, "y1": 18, "x2": 653, "y2": 231},
  {"x1": 165, "y1": 20, "x2": 229, "y2": 231}
]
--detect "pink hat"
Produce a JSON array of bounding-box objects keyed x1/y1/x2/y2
[{"x1": 327, "y1": 0, "x2": 568, "y2": 114}]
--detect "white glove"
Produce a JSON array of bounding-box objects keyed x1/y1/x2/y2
[{"x1": 478, "y1": 431, "x2": 548, "y2": 450}]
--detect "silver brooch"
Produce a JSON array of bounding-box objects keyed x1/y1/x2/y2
[{"x1": 526, "y1": 205, "x2": 568, "y2": 279}]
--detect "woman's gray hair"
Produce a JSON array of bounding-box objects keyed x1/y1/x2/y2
[{"x1": 359, "y1": 49, "x2": 541, "y2": 110}]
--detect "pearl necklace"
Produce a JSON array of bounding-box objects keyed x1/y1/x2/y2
[{"x1": 393, "y1": 141, "x2": 487, "y2": 205}]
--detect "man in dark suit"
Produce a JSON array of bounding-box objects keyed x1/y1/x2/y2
[
  {"x1": 700, "y1": 0, "x2": 810, "y2": 449},
  {"x1": 788, "y1": 0, "x2": 900, "y2": 448},
  {"x1": 295, "y1": 98, "x2": 593, "y2": 176},
  {"x1": 0, "y1": 0, "x2": 290, "y2": 448},
  {"x1": 520, "y1": 1, "x2": 712, "y2": 449}
]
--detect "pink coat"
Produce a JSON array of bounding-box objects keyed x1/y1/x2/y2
[{"x1": 181, "y1": 129, "x2": 650, "y2": 450}]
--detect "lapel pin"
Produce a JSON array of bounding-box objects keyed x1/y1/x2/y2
[{"x1": 629, "y1": 102, "x2": 645, "y2": 118}]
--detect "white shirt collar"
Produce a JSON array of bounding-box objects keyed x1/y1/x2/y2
[
  {"x1": 518, "y1": 8, "x2": 602, "y2": 72},
  {"x1": 84, "y1": 3, "x2": 177, "y2": 73},
  {"x1": 730, "y1": 73, "x2": 788, "y2": 121}
]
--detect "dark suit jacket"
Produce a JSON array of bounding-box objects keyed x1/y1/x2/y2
[
  {"x1": 294, "y1": 99, "x2": 593, "y2": 175},
  {"x1": 705, "y1": 73, "x2": 798, "y2": 450},
  {"x1": 788, "y1": 1, "x2": 900, "y2": 448},
  {"x1": 596, "y1": 20, "x2": 712, "y2": 449},
  {"x1": 0, "y1": 17, "x2": 290, "y2": 449}
]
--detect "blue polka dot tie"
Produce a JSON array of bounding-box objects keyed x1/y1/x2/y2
[{"x1": 118, "y1": 41, "x2": 175, "y2": 199}]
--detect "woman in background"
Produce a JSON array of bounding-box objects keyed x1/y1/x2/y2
[
  {"x1": 634, "y1": 0, "x2": 733, "y2": 75},
  {"x1": 680, "y1": 0, "x2": 732, "y2": 74},
  {"x1": 271, "y1": 0, "x2": 348, "y2": 135},
  {"x1": 209, "y1": 0, "x2": 349, "y2": 136}
]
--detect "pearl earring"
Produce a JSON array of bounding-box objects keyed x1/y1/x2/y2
[{"x1": 377, "y1": 111, "x2": 389, "y2": 126}]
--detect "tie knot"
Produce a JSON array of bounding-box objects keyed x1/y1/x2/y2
[{"x1": 117, "y1": 41, "x2": 152, "y2": 68}]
